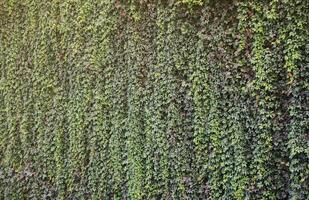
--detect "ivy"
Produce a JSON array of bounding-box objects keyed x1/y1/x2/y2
[{"x1": 0, "y1": 0, "x2": 307, "y2": 199}]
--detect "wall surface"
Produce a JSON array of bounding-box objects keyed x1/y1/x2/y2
[{"x1": 0, "y1": 0, "x2": 308, "y2": 199}]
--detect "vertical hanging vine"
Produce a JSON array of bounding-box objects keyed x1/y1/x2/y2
[{"x1": 282, "y1": 0, "x2": 308, "y2": 199}]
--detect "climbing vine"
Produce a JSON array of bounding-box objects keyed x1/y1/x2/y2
[{"x1": 0, "y1": 0, "x2": 308, "y2": 199}]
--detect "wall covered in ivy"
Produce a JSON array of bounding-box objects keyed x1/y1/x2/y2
[{"x1": 0, "y1": 0, "x2": 308, "y2": 199}]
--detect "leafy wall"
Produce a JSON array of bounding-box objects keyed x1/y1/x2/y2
[{"x1": 0, "y1": 0, "x2": 308, "y2": 199}]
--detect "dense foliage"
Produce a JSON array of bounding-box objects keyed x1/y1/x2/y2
[{"x1": 0, "y1": 0, "x2": 308, "y2": 199}]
